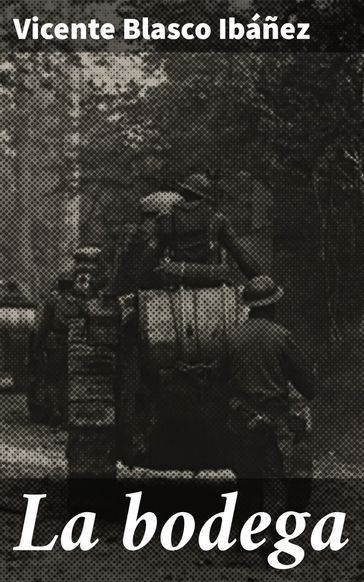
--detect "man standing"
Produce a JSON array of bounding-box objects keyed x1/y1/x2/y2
[
  {"x1": 112, "y1": 174, "x2": 262, "y2": 294},
  {"x1": 158, "y1": 173, "x2": 262, "y2": 285},
  {"x1": 227, "y1": 275, "x2": 316, "y2": 514},
  {"x1": 111, "y1": 192, "x2": 184, "y2": 294},
  {"x1": 31, "y1": 247, "x2": 102, "y2": 425}
]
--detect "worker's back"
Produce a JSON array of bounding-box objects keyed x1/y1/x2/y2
[
  {"x1": 228, "y1": 318, "x2": 292, "y2": 413},
  {"x1": 160, "y1": 198, "x2": 220, "y2": 264}
]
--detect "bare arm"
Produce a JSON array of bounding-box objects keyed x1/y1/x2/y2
[{"x1": 217, "y1": 214, "x2": 262, "y2": 279}]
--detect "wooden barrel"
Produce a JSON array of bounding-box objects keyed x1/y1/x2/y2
[{"x1": 138, "y1": 285, "x2": 247, "y2": 369}]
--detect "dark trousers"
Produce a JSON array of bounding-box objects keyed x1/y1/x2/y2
[
  {"x1": 230, "y1": 426, "x2": 312, "y2": 519},
  {"x1": 46, "y1": 349, "x2": 67, "y2": 420}
]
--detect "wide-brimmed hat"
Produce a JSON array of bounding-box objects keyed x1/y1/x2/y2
[
  {"x1": 177, "y1": 173, "x2": 213, "y2": 199},
  {"x1": 244, "y1": 275, "x2": 284, "y2": 307}
]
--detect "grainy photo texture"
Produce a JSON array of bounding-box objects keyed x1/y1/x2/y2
[{"x1": 0, "y1": 1, "x2": 363, "y2": 579}]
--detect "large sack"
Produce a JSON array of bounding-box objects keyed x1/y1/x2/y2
[{"x1": 138, "y1": 285, "x2": 247, "y2": 370}]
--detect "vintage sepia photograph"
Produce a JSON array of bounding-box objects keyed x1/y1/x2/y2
[{"x1": 0, "y1": 2, "x2": 363, "y2": 574}]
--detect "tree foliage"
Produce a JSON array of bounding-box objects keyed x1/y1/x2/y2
[
  {"x1": 77, "y1": 51, "x2": 363, "y2": 337},
  {"x1": 0, "y1": 0, "x2": 362, "y2": 334}
]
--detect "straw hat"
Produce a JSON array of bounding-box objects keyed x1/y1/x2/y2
[{"x1": 244, "y1": 275, "x2": 284, "y2": 307}]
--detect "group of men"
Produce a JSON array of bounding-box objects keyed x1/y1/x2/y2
[
  {"x1": 114, "y1": 172, "x2": 316, "y2": 511},
  {"x1": 30, "y1": 171, "x2": 316, "y2": 511},
  {"x1": 113, "y1": 174, "x2": 316, "y2": 481}
]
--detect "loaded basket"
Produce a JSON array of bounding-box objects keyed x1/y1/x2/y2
[
  {"x1": 65, "y1": 284, "x2": 249, "y2": 479},
  {"x1": 136, "y1": 284, "x2": 248, "y2": 470}
]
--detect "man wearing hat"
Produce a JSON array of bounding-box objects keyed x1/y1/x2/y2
[
  {"x1": 114, "y1": 175, "x2": 262, "y2": 293},
  {"x1": 227, "y1": 275, "x2": 316, "y2": 514},
  {"x1": 31, "y1": 247, "x2": 103, "y2": 425},
  {"x1": 157, "y1": 173, "x2": 262, "y2": 286},
  {"x1": 72, "y1": 246, "x2": 104, "y2": 298},
  {"x1": 112, "y1": 193, "x2": 184, "y2": 294}
]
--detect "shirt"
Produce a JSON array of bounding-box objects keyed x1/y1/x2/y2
[
  {"x1": 227, "y1": 318, "x2": 315, "y2": 415},
  {"x1": 113, "y1": 208, "x2": 262, "y2": 294}
]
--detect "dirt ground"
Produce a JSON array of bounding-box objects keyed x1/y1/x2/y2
[
  {"x1": 1, "y1": 392, "x2": 364, "y2": 581},
  {"x1": 1, "y1": 480, "x2": 364, "y2": 582}
]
